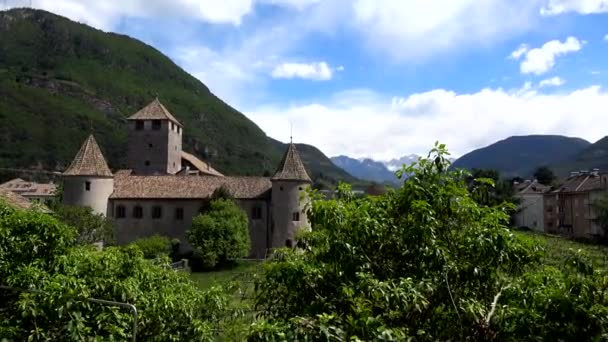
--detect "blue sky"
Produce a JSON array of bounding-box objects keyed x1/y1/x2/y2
[{"x1": 3, "y1": 0, "x2": 608, "y2": 160}]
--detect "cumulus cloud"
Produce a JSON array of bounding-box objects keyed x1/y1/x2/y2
[
  {"x1": 541, "y1": 0, "x2": 608, "y2": 15},
  {"x1": 349, "y1": 0, "x2": 544, "y2": 61},
  {"x1": 514, "y1": 37, "x2": 582, "y2": 75},
  {"x1": 246, "y1": 85, "x2": 608, "y2": 160},
  {"x1": 539, "y1": 76, "x2": 566, "y2": 87},
  {"x1": 605, "y1": 34, "x2": 608, "y2": 41},
  {"x1": 271, "y1": 62, "x2": 335, "y2": 80}
]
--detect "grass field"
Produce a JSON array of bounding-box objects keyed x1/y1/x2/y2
[
  {"x1": 514, "y1": 230, "x2": 608, "y2": 270},
  {"x1": 189, "y1": 260, "x2": 261, "y2": 290}
]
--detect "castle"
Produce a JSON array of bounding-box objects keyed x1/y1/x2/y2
[{"x1": 62, "y1": 99, "x2": 312, "y2": 258}]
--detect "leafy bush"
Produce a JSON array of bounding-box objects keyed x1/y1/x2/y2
[
  {"x1": 129, "y1": 234, "x2": 171, "y2": 259},
  {"x1": 249, "y1": 143, "x2": 608, "y2": 340},
  {"x1": 52, "y1": 204, "x2": 115, "y2": 245},
  {"x1": 187, "y1": 198, "x2": 250, "y2": 268},
  {"x1": 0, "y1": 201, "x2": 231, "y2": 340}
]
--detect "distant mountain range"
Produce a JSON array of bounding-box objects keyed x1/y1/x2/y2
[
  {"x1": 450, "y1": 135, "x2": 599, "y2": 178},
  {"x1": 330, "y1": 155, "x2": 423, "y2": 184}
]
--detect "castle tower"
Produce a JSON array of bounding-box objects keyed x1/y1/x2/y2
[
  {"x1": 127, "y1": 98, "x2": 183, "y2": 175},
  {"x1": 270, "y1": 142, "x2": 312, "y2": 248},
  {"x1": 62, "y1": 135, "x2": 114, "y2": 216}
]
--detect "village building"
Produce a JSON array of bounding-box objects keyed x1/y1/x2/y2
[
  {"x1": 61, "y1": 99, "x2": 312, "y2": 258},
  {"x1": 0, "y1": 178, "x2": 57, "y2": 205},
  {"x1": 544, "y1": 170, "x2": 608, "y2": 238},
  {"x1": 513, "y1": 180, "x2": 550, "y2": 232}
]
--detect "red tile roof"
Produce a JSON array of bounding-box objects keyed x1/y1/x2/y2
[
  {"x1": 63, "y1": 135, "x2": 113, "y2": 177},
  {"x1": 110, "y1": 170, "x2": 271, "y2": 199}
]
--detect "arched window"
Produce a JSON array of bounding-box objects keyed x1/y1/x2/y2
[{"x1": 292, "y1": 212, "x2": 300, "y2": 221}]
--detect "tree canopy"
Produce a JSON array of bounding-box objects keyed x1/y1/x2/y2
[
  {"x1": 249, "y1": 143, "x2": 608, "y2": 341},
  {"x1": 533, "y1": 166, "x2": 557, "y2": 186},
  {"x1": 187, "y1": 198, "x2": 250, "y2": 268}
]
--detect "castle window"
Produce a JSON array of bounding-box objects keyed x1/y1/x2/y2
[
  {"x1": 292, "y1": 212, "x2": 300, "y2": 221},
  {"x1": 152, "y1": 120, "x2": 161, "y2": 130},
  {"x1": 145, "y1": 160, "x2": 150, "y2": 166},
  {"x1": 299, "y1": 187, "x2": 303, "y2": 191},
  {"x1": 152, "y1": 206, "x2": 162, "y2": 219},
  {"x1": 116, "y1": 205, "x2": 126, "y2": 219},
  {"x1": 148, "y1": 143, "x2": 153, "y2": 149},
  {"x1": 135, "y1": 121, "x2": 144, "y2": 130},
  {"x1": 252, "y1": 206, "x2": 262, "y2": 220},
  {"x1": 280, "y1": 186, "x2": 284, "y2": 191},
  {"x1": 85, "y1": 181, "x2": 91, "y2": 191},
  {"x1": 175, "y1": 207, "x2": 184, "y2": 220},
  {"x1": 133, "y1": 206, "x2": 143, "y2": 219},
  {"x1": 171, "y1": 122, "x2": 175, "y2": 131},
  {"x1": 177, "y1": 127, "x2": 181, "y2": 134}
]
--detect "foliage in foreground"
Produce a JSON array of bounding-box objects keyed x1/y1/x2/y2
[
  {"x1": 187, "y1": 198, "x2": 250, "y2": 268},
  {"x1": 0, "y1": 201, "x2": 230, "y2": 341},
  {"x1": 250, "y1": 143, "x2": 608, "y2": 341}
]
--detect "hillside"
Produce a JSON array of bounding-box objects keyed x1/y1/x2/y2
[
  {"x1": 330, "y1": 155, "x2": 397, "y2": 184},
  {"x1": 0, "y1": 8, "x2": 354, "y2": 185},
  {"x1": 551, "y1": 136, "x2": 608, "y2": 176},
  {"x1": 451, "y1": 135, "x2": 591, "y2": 177}
]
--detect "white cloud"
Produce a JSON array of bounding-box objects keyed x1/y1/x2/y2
[
  {"x1": 349, "y1": 0, "x2": 544, "y2": 61},
  {"x1": 510, "y1": 44, "x2": 529, "y2": 59},
  {"x1": 246, "y1": 85, "x2": 608, "y2": 160},
  {"x1": 541, "y1": 0, "x2": 608, "y2": 15},
  {"x1": 539, "y1": 76, "x2": 566, "y2": 87},
  {"x1": 271, "y1": 62, "x2": 335, "y2": 80},
  {"x1": 517, "y1": 37, "x2": 582, "y2": 75},
  {"x1": 604, "y1": 34, "x2": 608, "y2": 41}
]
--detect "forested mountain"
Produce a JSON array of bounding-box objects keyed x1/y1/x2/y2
[
  {"x1": 0, "y1": 8, "x2": 354, "y2": 185},
  {"x1": 551, "y1": 136, "x2": 608, "y2": 176},
  {"x1": 451, "y1": 135, "x2": 591, "y2": 177}
]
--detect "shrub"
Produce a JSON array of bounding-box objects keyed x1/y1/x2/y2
[
  {"x1": 187, "y1": 198, "x2": 250, "y2": 268},
  {"x1": 52, "y1": 204, "x2": 115, "y2": 246},
  {"x1": 129, "y1": 235, "x2": 171, "y2": 259}
]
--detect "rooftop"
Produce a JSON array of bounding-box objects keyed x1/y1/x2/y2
[
  {"x1": 181, "y1": 151, "x2": 224, "y2": 177},
  {"x1": 63, "y1": 135, "x2": 113, "y2": 177},
  {"x1": 110, "y1": 170, "x2": 271, "y2": 199},
  {"x1": 0, "y1": 178, "x2": 57, "y2": 198},
  {"x1": 127, "y1": 98, "x2": 183, "y2": 127},
  {"x1": 0, "y1": 188, "x2": 50, "y2": 212},
  {"x1": 272, "y1": 143, "x2": 312, "y2": 182}
]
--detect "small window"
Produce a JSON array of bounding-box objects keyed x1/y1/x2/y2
[
  {"x1": 152, "y1": 206, "x2": 162, "y2": 219},
  {"x1": 152, "y1": 120, "x2": 161, "y2": 130},
  {"x1": 145, "y1": 160, "x2": 150, "y2": 166},
  {"x1": 85, "y1": 181, "x2": 91, "y2": 191},
  {"x1": 116, "y1": 205, "x2": 126, "y2": 219},
  {"x1": 285, "y1": 239, "x2": 293, "y2": 248},
  {"x1": 177, "y1": 126, "x2": 181, "y2": 134},
  {"x1": 252, "y1": 207, "x2": 262, "y2": 220},
  {"x1": 171, "y1": 122, "x2": 175, "y2": 131},
  {"x1": 175, "y1": 207, "x2": 184, "y2": 220},
  {"x1": 135, "y1": 121, "x2": 144, "y2": 130},
  {"x1": 148, "y1": 143, "x2": 153, "y2": 149},
  {"x1": 280, "y1": 186, "x2": 284, "y2": 191},
  {"x1": 133, "y1": 206, "x2": 143, "y2": 219},
  {"x1": 299, "y1": 187, "x2": 303, "y2": 191},
  {"x1": 292, "y1": 212, "x2": 300, "y2": 221}
]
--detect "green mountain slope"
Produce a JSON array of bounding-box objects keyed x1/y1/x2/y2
[
  {"x1": 551, "y1": 136, "x2": 608, "y2": 176},
  {"x1": 0, "y1": 8, "x2": 354, "y2": 185},
  {"x1": 451, "y1": 135, "x2": 591, "y2": 178}
]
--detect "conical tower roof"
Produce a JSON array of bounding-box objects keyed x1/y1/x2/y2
[
  {"x1": 272, "y1": 143, "x2": 312, "y2": 182},
  {"x1": 127, "y1": 98, "x2": 183, "y2": 127},
  {"x1": 63, "y1": 135, "x2": 113, "y2": 177}
]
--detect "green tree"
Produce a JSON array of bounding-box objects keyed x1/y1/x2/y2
[
  {"x1": 52, "y1": 204, "x2": 115, "y2": 246},
  {"x1": 533, "y1": 166, "x2": 556, "y2": 186},
  {"x1": 466, "y1": 168, "x2": 517, "y2": 207},
  {"x1": 248, "y1": 143, "x2": 608, "y2": 341},
  {"x1": 0, "y1": 200, "x2": 231, "y2": 340},
  {"x1": 129, "y1": 234, "x2": 172, "y2": 259},
  {"x1": 187, "y1": 198, "x2": 250, "y2": 268}
]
